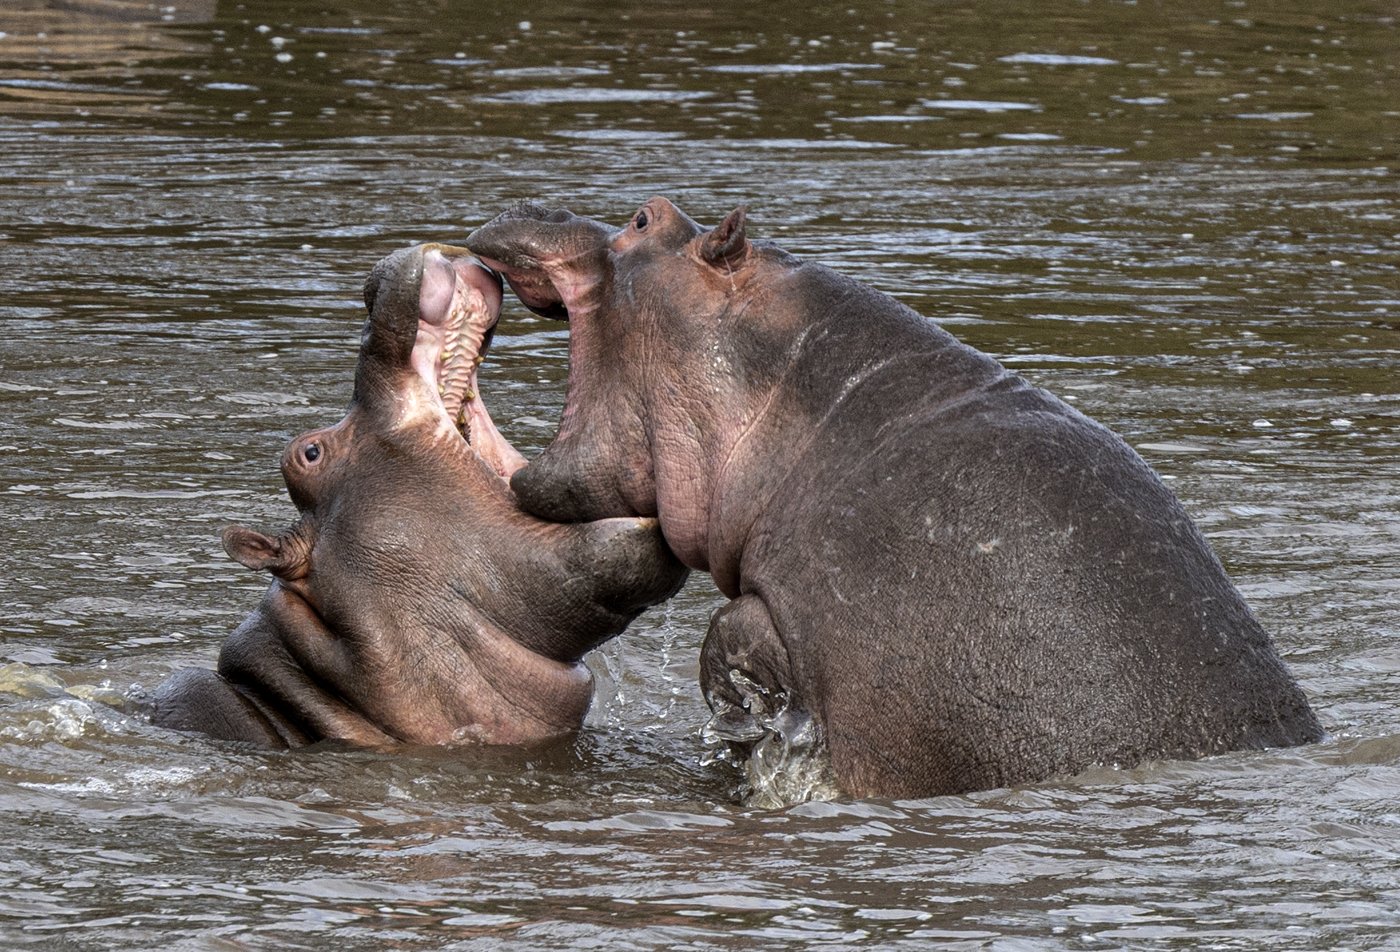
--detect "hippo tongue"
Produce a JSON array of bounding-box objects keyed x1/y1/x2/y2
[{"x1": 414, "y1": 248, "x2": 526, "y2": 479}]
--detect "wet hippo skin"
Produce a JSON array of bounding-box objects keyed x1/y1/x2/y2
[
  {"x1": 467, "y1": 197, "x2": 1322, "y2": 798},
  {"x1": 150, "y1": 244, "x2": 687, "y2": 749}
]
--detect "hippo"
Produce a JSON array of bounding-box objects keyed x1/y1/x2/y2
[
  {"x1": 467, "y1": 197, "x2": 1323, "y2": 798},
  {"x1": 150, "y1": 244, "x2": 687, "y2": 748}
]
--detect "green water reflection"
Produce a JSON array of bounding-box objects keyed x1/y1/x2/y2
[{"x1": 1, "y1": 0, "x2": 1396, "y2": 165}]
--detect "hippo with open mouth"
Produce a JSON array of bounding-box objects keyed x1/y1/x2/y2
[
  {"x1": 150, "y1": 244, "x2": 687, "y2": 748},
  {"x1": 468, "y1": 197, "x2": 1322, "y2": 799}
]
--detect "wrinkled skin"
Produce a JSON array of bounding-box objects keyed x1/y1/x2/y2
[
  {"x1": 150, "y1": 244, "x2": 687, "y2": 749},
  {"x1": 468, "y1": 197, "x2": 1323, "y2": 798}
]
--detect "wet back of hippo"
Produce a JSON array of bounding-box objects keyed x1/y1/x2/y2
[
  {"x1": 469, "y1": 199, "x2": 1321, "y2": 800},
  {"x1": 705, "y1": 265, "x2": 1320, "y2": 796}
]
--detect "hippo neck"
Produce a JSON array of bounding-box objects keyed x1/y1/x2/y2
[
  {"x1": 696, "y1": 266, "x2": 1012, "y2": 595},
  {"x1": 351, "y1": 605, "x2": 594, "y2": 746},
  {"x1": 437, "y1": 629, "x2": 595, "y2": 745}
]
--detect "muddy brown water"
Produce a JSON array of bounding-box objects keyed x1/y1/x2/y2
[{"x1": 1, "y1": 1, "x2": 1397, "y2": 948}]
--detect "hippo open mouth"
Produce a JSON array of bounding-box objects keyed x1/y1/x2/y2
[{"x1": 412, "y1": 246, "x2": 526, "y2": 479}]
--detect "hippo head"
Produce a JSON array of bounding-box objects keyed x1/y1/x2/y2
[
  {"x1": 223, "y1": 244, "x2": 523, "y2": 588},
  {"x1": 467, "y1": 199, "x2": 760, "y2": 564},
  {"x1": 214, "y1": 245, "x2": 687, "y2": 748},
  {"x1": 468, "y1": 198, "x2": 749, "y2": 325}
]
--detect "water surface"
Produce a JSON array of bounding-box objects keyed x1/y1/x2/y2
[{"x1": 1, "y1": 1, "x2": 1397, "y2": 948}]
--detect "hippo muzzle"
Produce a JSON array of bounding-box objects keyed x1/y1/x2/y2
[
  {"x1": 467, "y1": 203, "x2": 617, "y2": 320},
  {"x1": 355, "y1": 243, "x2": 523, "y2": 478}
]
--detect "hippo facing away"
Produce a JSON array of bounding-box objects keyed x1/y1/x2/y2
[
  {"x1": 468, "y1": 198, "x2": 1322, "y2": 799},
  {"x1": 151, "y1": 244, "x2": 686, "y2": 748}
]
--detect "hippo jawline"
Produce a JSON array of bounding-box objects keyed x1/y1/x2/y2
[{"x1": 411, "y1": 247, "x2": 525, "y2": 479}]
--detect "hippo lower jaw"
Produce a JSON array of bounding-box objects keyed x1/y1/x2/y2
[{"x1": 413, "y1": 245, "x2": 526, "y2": 479}]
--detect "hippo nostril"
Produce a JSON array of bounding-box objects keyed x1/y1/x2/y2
[
  {"x1": 504, "y1": 200, "x2": 558, "y2": 223},
  {"x1": 502, "y1": 201, "x2": 577, "y2": 225}
]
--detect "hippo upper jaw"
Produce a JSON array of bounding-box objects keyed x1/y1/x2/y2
[
  {"x1": 467, "y1": 204, "x2": 617, "y2": 322},
  {"x1": 359, "y1": 243, "x2": 525, "y2": 480},
  {"x1": 411, "y1": 246, "x2": 525, "y2": 479}
]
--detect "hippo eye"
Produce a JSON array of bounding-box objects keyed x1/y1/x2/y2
[
  {"x1": 303, "y1": 443, "x2": 321, "y2": 464},
  {"x1": 634, "y1": 209, "x2": 649, "y2": 231}
]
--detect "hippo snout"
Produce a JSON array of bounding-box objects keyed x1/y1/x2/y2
[{"x1": 467, "y1": 204, "x2": 617, "y2": 321}]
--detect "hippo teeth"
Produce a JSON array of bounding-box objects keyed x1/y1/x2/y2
[{"x1": 437, "y1": 306, "x2": 483, "y2": 437}]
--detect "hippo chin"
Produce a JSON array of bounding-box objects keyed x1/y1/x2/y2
[
  {"x1": 150, "y1": 244, "x2": 687, "y2": 749},
  {"x1": 467, "y1": 197, "x2": 1323, "y2": 799}
]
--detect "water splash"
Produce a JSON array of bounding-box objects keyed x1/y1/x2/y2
[
  {"x1": 701, "y1": 671, "x2": 839, "y2": 809},
  {"x1": 0, "y1": 663, "x2": 133, "y2": 741},
  {"x1": 1, "y1": 696, "x2": 99, "y2": 742}
]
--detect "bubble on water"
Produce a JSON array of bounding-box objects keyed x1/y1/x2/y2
[
  {"x1": 124, "y1": 765, "x2": 203, "y2": 789},
  {"x1": 25, "y1": 775, "x2": 115, "y2": 796},
  {"x1": 1, "y1": 696, "x2": 97, "y2": 741},
  {"x1": 0, "y1": 665, "x2": 140, "y2": 743},
  {"x1": 20, "y1": 763, "x2": 204, "y2": 797},
  {"x1": 67, "y1": 680, "x2": 127, "y2": 707}
]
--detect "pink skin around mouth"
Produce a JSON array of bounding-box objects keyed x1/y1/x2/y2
[{"x1": 412, "y1": 247, "x2": 527, "y2": 479}]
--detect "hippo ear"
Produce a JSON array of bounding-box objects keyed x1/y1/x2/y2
[
  {"x1": 699, "y1": 206, "x2": 750, "y2": 272},
  {"x1": 222, "y1": 525, "x2": 308, "y2": 580}
]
